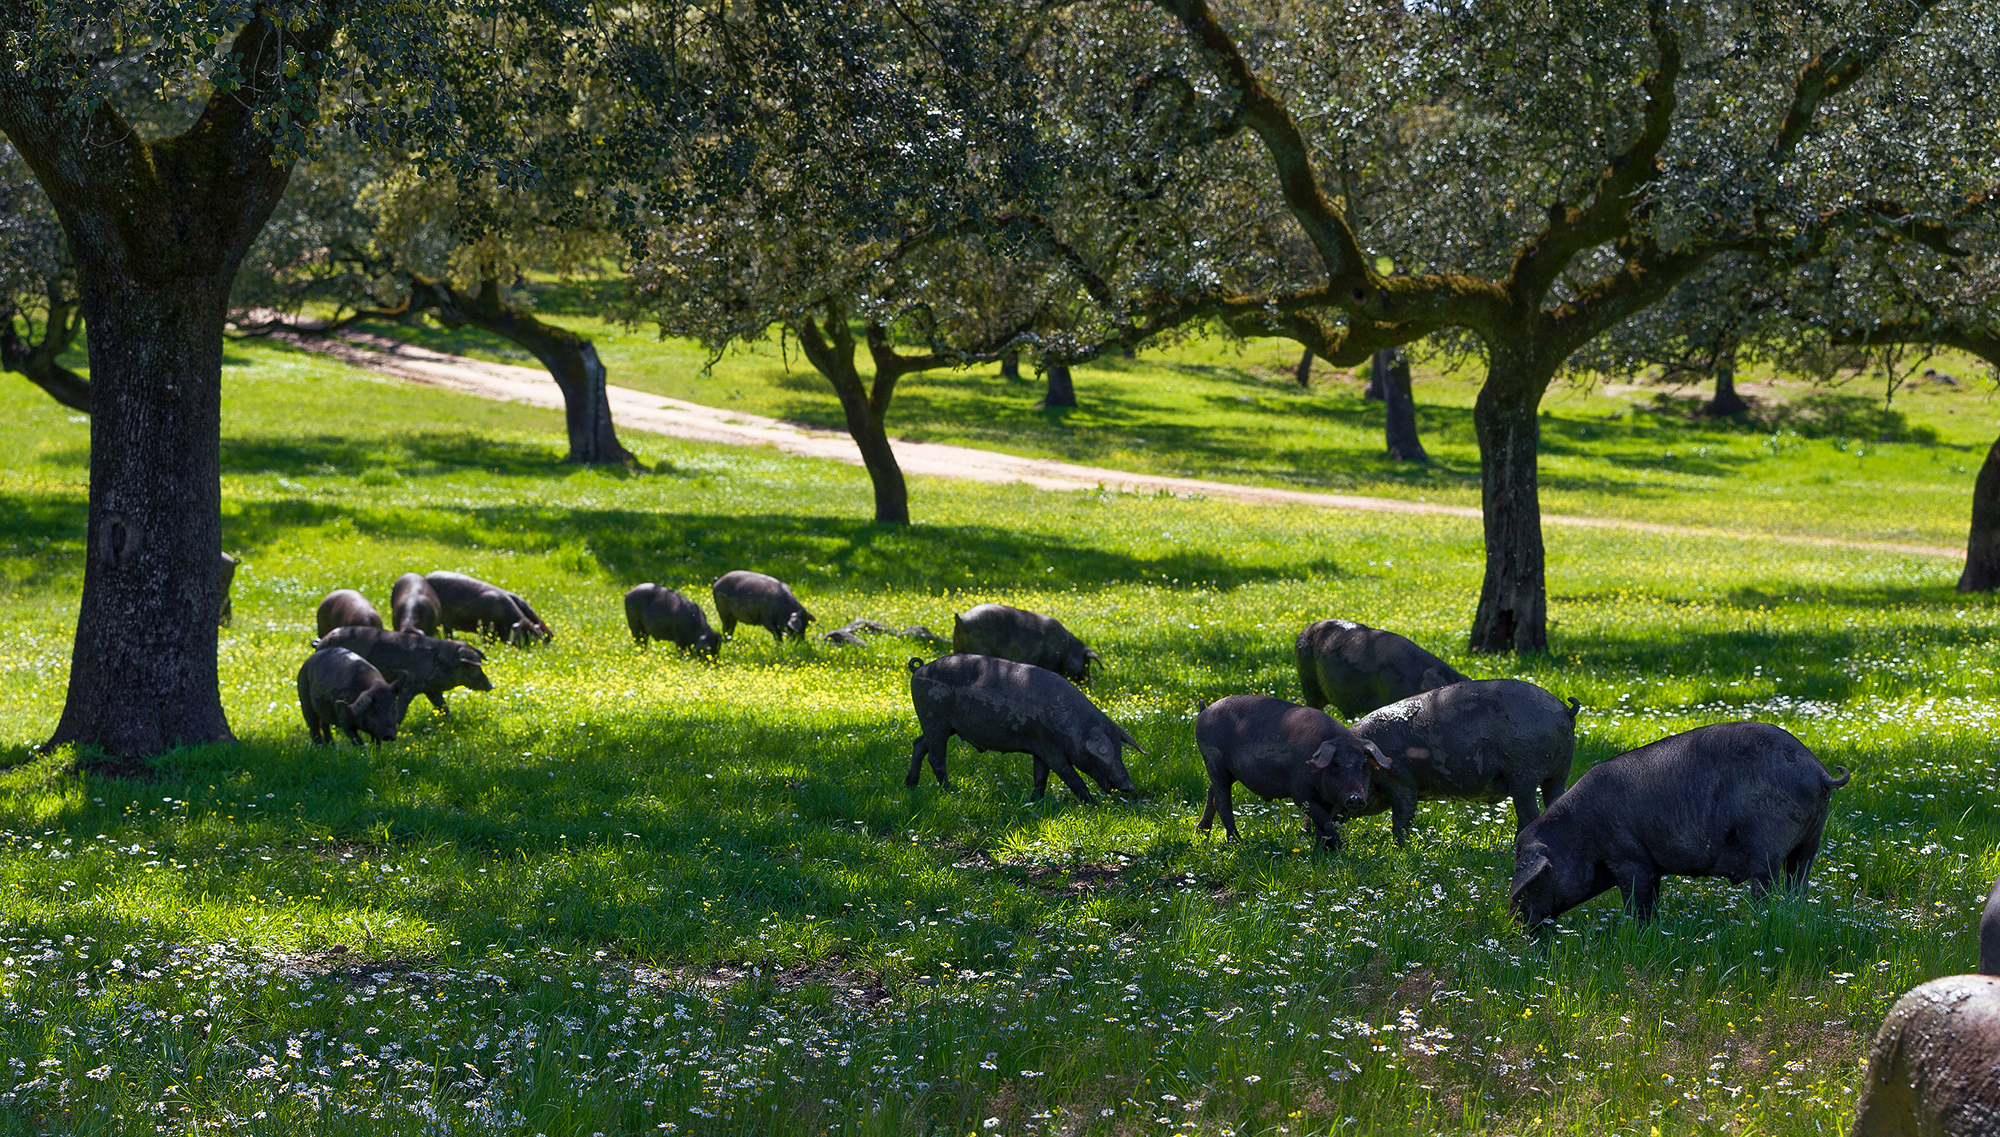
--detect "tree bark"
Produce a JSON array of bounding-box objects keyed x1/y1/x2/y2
[
  {"x1": 1039, "y1": 360, "x2": 1076, "y2": 408},
  {"x1": 1959, "y1": 435, "x2": 2000, "y2": 592},
  {"x1": 1000, "y1": 348, "x2": 1021, "y2": 381},
  {"x1": 418, "y1": 278, "x2": 635, "y2": 465},
  {"x1": 1382, "y1": 351, "x2": 1427, "y2": 462},
  {"x1": 1294, "y1": 347, "x2": 1313, "y2": 388},
  {"x1": 796, "y1": 307, "x2": 911, "y2": 525},
  {"x1": 1364, "y1": 348, "x2": 1390, "y2": 401},
  {"x1": 1469, "y1": 348, "x2": 1554, "y2": 653},
  {"x1": 1703, "y1": 342, "x2": 1748, "y2": 416},
  {"x1": 1, "y1": 284, "x2": 90, "y2": 412},
  {"x1": 1, "y1": 13, "x2": 336, "y2": 756}
]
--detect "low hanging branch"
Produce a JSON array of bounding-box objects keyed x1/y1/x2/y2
[
  {"x1": 1, "y1": 280, "x2": 89, "y2": 413},
  {"x1": 242, "y1": 275, "x2": 636, "y2": 466}
]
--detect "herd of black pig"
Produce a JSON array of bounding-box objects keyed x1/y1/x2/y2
[{"x1": 278, "y1": 566, "x2": 1999, "y2": 1130}]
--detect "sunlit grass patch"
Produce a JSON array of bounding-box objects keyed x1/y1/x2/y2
[{"x1": 0, "y1": 341, "x2": 1993, "y2": 1133}]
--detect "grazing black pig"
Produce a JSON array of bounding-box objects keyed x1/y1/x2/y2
[
  {"x1": 1194, "y1": 694, "x2": 1389, "y2": 851},
  {"x1": 1332, "y1": 680, "x2": 1579, "y2": 846},
  {"x1": 1982, "y1": 870, "x2": 2000, "y2": 977},
  {"x1": 296, "y1": 647, "x2": 407, "y2": 745},
  {"x1": 1509, "y1": 721, "x2": 1849, "y2": 926},
  {"x1": 711, "y1": 570, "x2": 815, "y2": 642},
  {"x1": 1295, "y1": 618, "x2": 1469, "y2": 720},
  {"x1": 427, "y1": 571, "x2": 552, "y2": 645},
  {"x1": 625, "y1": 584, "x2": 721, "y2": 657},
  {"x1": 316, "y1": 589, "x2": 384, "y2": 636},
  {"x1": 1851, "y1": 975, "x2": 2000, "y2": 1136},
  {"x1": 390, "y1": 573, "x2": 442, "y2": 636},
  {"x1": 907, "y1": 654, "x2": 1143, "y2": 802},
  {"x1": 218, "y1": 552, "x2": 240, "y2": 627},
  {"x1": 952, "y1": 603, "x2": 1098, "y2": 682},
  {"x1": 313, "y1": 626, "x2": 491, "y2": 716}
]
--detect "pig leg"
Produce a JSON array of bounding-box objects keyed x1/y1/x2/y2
[
  {"x1": 1387, "y1": 786, "x2": 1419, "y2": 848},
  {"x1": 426, "y1": 691, "x2": 449, "y2": 715},
  {"x1": 1032, "y1": 758, "x2": 1051, "y2": 801},
  {"x1": 1508, "y1": 781, "x2": 1543, "y2": 830},
  {"x1": 1295, "y1": 798, "x2": 1342, "y2": 852},
  {"x1": 1197, "y1": 778, "x2": 1226, "y2": 832},
  {"x1": 908, "y1": 727, "x2": 951, "y2": 788},
  {"x1": 1039, "y1": 751, "x2": 1096, "y2": 803},
  {"x1": 627, "y1": 612, "x2": 648, "y2": 645},
  {"x1": 1612, "y1": 864, "x2": 1660, "y2": 921},
  {"x1": 1539, "y1": 772, "x2": 1567, "y2": 812},
  {"x1": 1783, "y1": 815, "x2": 1827, "y2": 891}
]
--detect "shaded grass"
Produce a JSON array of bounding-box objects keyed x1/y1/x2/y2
[{"x1": 0, "y1": 342, "x2": 1994, "y2": 1134}]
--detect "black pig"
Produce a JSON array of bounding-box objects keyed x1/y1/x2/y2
[
  {"x1": 297, "y1": 647, "x2": 407, "y2": 745},
  {"x1": 316, "y1": 589, "x2": 384, "y2": 637},
  {"x1": 1509, "y1": 721, "x2": 1848, "y2": 925},
  {"x1": 313, "y1": 625, "x2": 491, "y2": 716},
  {"x1": 1194, "y1": 694, "x2": 1389, "y2": 851},
  {"x1": 218, "y1": 552, "x2": 239, "y2": 627},
  {"x1": 1295, "y1": 618, "x2": 1468, "y2": 719},
  {"x1": 427, "y1": 571, "x2": 552, "y2": 645},
  {"x1": 1851, "y1": 975, "x2": 2000, "y2": 1136},
  {"x1": 952, "y1": 603, "x2": 1098, "y2": 682},
  {"x1": 1982, "y1": 869, "x2": 2000, "y2": 977},
  {"x1": 625, "y1": 584, "x2": 722, "y2": 657},
  {"x1": 1332, "y1": 679, "x2": 1579, "y2": 846},
  {"x1": 391, "y1": 573, "x2": 442, "y2": 636},
  {"x1": 907, "y1": 654, "x2": 1142, "y2": 802},
  {"x1": 712, "y1": 570, "x2": 815, "y2": 642}
]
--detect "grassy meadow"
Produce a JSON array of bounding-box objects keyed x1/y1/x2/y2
[
  {"x1": 0, "y1": 333, "x2": 1996, "y2": 1135},
  {"x1": 356, "y1": 280, "x2": 2000, "y2": 548}
]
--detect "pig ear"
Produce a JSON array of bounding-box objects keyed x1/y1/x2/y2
[
  {"x1": 1086, "y1": 647, "x2": 1100, "y2": 661},
  {"x1": 1362, "y1": 740, "x2": 1393, "y2": 769},
  {"x1": 332, "y1": 700, "x2": 356, "y2": 728},
  {"x1": 1084, "y1": 728, "x2": 1116, "y2": 762},
  {"x1": 1117, "y1": 725, "x2": 1147, "y2": 755},
  {"x1": 1509, "y1": 855, "x2": 1552, "y2": 900},
  {"x1": 1308, "y1": 741, "x2": 1338, "y2": 770}
]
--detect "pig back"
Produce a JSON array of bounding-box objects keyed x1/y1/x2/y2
[
  {"x1": 391, "y1": 573, "x2": 441, "y2": 634},
  {"x1": 1537, "y1": 721, "x2": 1837, "y2": 878},
  {"x1": 1353, "y1": 679, "x2": 1574, "y2": 798},
  {"x1": 713, "y1": 570, "x2": 802, "y2": 620},
  {"x1": 953, "y1": 604, "x2": 1085, "y2": 673},
  {"x1": 1300, "y1": 619, "x2": 1466, "y2": 718},
  {"x1": 1195, "y1": 694, "x2": 1349, "y2": 799},
  {"x1": 1852, "y1": 975, "x2": 2000, "y2": 1137},
  {"x1": 911, "y1": 654, "x2": 1089, "y2": 752}
]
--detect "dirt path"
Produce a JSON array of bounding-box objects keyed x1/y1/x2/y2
[{"x1": 279, "y1": 328, "x2": 1961, "y2": 560}]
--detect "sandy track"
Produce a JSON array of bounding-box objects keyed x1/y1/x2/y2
[{"x1": 276, "y1": 328, "x2": 1960, "y2": 560}]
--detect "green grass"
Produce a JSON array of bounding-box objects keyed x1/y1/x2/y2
[
  {"x1": 0, "y1": 336, "x2": 1996, "y2": 1134},
  {"x1": 351, "y1": 278, "x2": 2000, "y2": 549}
]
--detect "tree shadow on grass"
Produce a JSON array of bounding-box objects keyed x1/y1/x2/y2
[
  {"x1": 0, "y1": 492, "x2": 88, "y2": 591},
  {"x1": 220, "y1": 432, "x2": 567, "y2": 478},
  {"x1": 218, "y1": 499, "x2": 1339, "y2": 595}
]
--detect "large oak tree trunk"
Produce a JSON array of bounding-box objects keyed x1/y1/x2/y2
[
  {"x1": 1469, "y1": 348, "x2": 1553, "y2": 653},
  {"x1": 1703, "y1": 342, "x2": 1748, "y2": 416},
  {"x1": 795, "y1": 310, "x2": 911, "y2": 525},
  {"x1": 1382, "y1": 351, "x2": 1427, "y2": 463},
  {"x1": 421, "y1": 279, "x2": 634, "y2": 465},
  {"x1": 830, "y1": 377, "x2": 910, "y2": 525},
  {"x1": 1364, "y1": 348, "x2": 1390, "y2": 401},
  {"x1": 1959, "y1": 434, "x2": 2000, "y2": 592},
  {"x1": 1000, "y1": 348, "x2": 1021, "y2": 381},
  {"x1": 46, "y1": 271, "x2": 235, "y2": 752},
  {"x1": 1039, "y1": 361, "x2": 1076, "y2": 408},
  {"x1": 1294, "y1": 347, "x2": 1314, "y2": 388}
]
